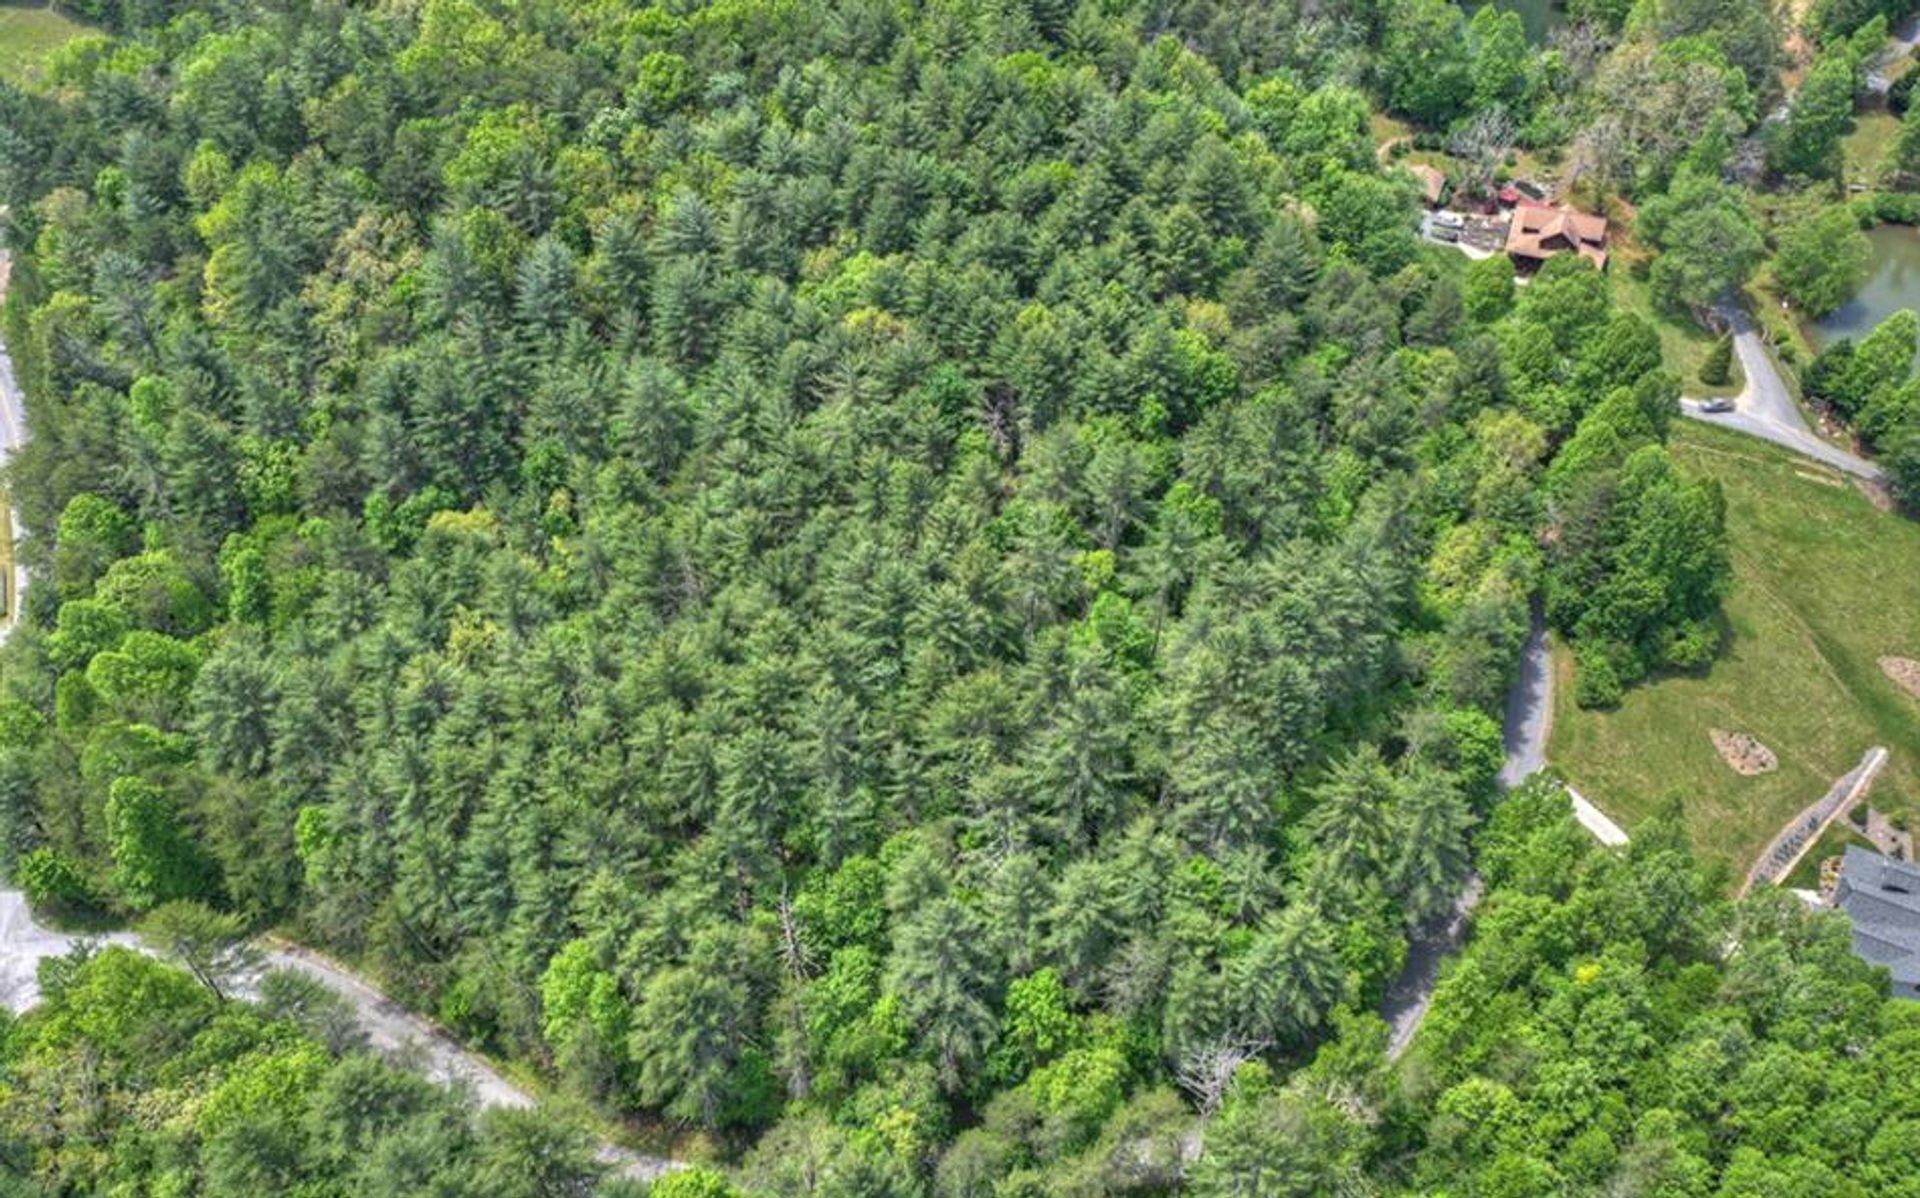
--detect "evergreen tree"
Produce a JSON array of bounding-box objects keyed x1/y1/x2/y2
[{"x1": 888, "y1": 897, "x2": 1000, "y2": 1091}]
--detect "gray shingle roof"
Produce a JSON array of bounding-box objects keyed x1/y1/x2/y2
[{"x1": 1834, "y1": 846, "x2": 1920, "y2": 986}]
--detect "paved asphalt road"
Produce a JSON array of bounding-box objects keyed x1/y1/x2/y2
[
  {"x1": 1382, "y1": 611, "x2": 1548, "y2": 1060},
  {"x1": 1382, "y1": 609, "x2": 1633, "y2": 1059},
  {"x1": 1681, "y1": 301, "x2": 1885, "y2": 483},
  {"x1": 1497, "y1": 611, "x2": 1551, "y2": 790}
]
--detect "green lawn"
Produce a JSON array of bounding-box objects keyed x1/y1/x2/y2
[
  {"x1": 1844, "y1": 108, "x2": 1903, "y2": 189},
  {"x1": 1610, "y1": 261, "x2": 1745, "y2": 398},
  {"x1": 1550, "y1": 420, "x2": 1920, "y2": 877},
  {"x1": 0, "y1": 3, "x2": 91, "y2": 87},
  {"x1": 1781, "y1": 819, "x2": 1881, "y2": 890}
]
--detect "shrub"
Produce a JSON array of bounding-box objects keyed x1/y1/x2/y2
[
  {"x1": 1573, "y1": 646, "x2": 1624, "y2": 709},
  {"x1": 16, "y1": 847, "x2": 94, "y2": 910},
  {"x1": 648, "y1": 1169, "x2": 741, "y2": 1198},
  {"x1": 1871, "y1": 191, "x2": 1920, "y2": 224},
  {"x1": 1659, "y1": 618, "x2": 1720, "y2": 671},
  {"x1": 1699, "y1": 335, "x2": 1733, "y2": 386}
]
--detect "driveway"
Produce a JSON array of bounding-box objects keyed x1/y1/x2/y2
[
  {"x1": 0, "y1": 889, "x2": 678, "y2": 1179},
  {"x1": 1419, "y1": 210, "x2": 1503, "y2": 260},
  {"x1": 1380, "y1": 609, "x2": 1632, "y2": 1060},
  {"x1": 1383, "y1": 610, "x2": 1546, "y2": 1060},
  {"x1": 1681, "y1": 299, "x2": 1886, "y2": 483},
  {"x1": 1497, "y1": 611, "x2": 1551, "y2": 789},
  {"x1": 1867, "y1": 13, "x2": 1920, "y2": 94}
]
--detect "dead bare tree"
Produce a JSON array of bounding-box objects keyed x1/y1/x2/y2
[
  {"x1": 1549, "y1": 21, "x2": 1609, "y2": 81},
  {"x1": 774, "y1": 886, "x2": 816, "y2": 1100},
  {"x1": 1175, "y1": 1034, "x2": 1272, "y2": 1117},
  {"x1": 1448, "y1": 105, "x2": 1517, "y2": 203}
]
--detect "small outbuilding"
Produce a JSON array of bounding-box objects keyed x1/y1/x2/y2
[{"x1": 1404, "y1": 162, "x2": 1448, "y2": 208}]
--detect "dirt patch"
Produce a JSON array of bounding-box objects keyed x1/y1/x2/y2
[
  {"x1": 1882, "y1": 656, "x2": 1920, "y2": 699},
  {"x1": 1711, "y1": 728, "x2": 1779, "y2": 776}
]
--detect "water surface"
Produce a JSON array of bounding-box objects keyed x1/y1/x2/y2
[
  {"x1": 1467, "y1": 0, "x2": 1568, "y2": 46},
  {"x1": 1806, "y1": 223, "x2": 1920, "y2": 353}
]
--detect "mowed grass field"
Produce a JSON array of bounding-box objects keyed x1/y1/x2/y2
[
  {"x1": 1551, "y1": 420, "x2": 1920, "y2": 876},
  {"x1": 0, "y1": 3, "x2": 91, "y2": 87}
]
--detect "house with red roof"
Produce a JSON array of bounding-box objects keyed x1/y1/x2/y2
[{"x1": 1504, "y1": 200, "x2": 1608, "y2": 271}]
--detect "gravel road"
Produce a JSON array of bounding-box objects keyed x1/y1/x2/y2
[
  {"x1": 1867, "y1": 13, "x2": 1920, "y2": 93},
  {"x1": 0, "y1": 890, "x2": 136, "y2": 1010},
  {"x1": 241, "y1": 940, "x2": 540, "y2": 1111}
]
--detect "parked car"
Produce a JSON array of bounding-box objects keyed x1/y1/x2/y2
[
  {"x1": 1699, "y1": 396, "x2": 1735, "y2": 413},
  {"x1": 1429, "y1": 223, "x2": 1461, "y2": 242},
  {"x1": 1431, "y1": 210, "x2": 1465, "y2": 229}
]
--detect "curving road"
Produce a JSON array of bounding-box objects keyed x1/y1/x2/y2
[
  {"x1": 0, "y1": 890, "x2": 677, "y2": 1179},
  {"x1": 0, "y1": 890, "x2": 136, "y2": 1009},
  {"x1": 1866, "y1": 13, "x2": 1920, "y2": 95},
  {"x1": 1680, "y1": 301, "x2": 1886, "y2": 483},
  {"x1": 1380, "y1": 608, "x2": 1635, "y2": 1059}
]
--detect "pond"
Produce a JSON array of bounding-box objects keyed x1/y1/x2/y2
[
  {"x1": 1467, "y1": 0, "x2": 1568, "y2": 47},
  {"x1": 1804, "y1": 223, "x2": 1920, "y2": 353}
]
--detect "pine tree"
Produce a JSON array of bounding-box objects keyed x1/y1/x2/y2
[
  {"x1": 513, "y1": 233, "x2": 579, "y2": 344},
  {"x1": 1229, "y1": 900, "x2": 1345, "y2": 1045},
  {"x1": 1389, "y1": 768, "x2": 1476, "y2": 926},
  {"x1": 631, "y1": 927, "x2": 760, "y2": 1128},
  {"x1": 1699, "y1": 335, "x2": 1733, "y2": 386},
  {"x1": 887, "y1": 897, "x2": 999, "y2": 1091},
  {"x1": 1306, "y1": 745, "x2": 1396, "y2": 883}
]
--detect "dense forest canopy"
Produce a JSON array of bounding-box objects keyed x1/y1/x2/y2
[{"x1": 0, "y1": 0, "x2": 1799, "y2": 1193}]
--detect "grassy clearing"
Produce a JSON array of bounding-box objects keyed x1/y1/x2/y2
[
  {"x1": 1782, "y1": 819, "x2": 1882, "y2": 889},
  {"x1": 1370, "y1": 110, "x2": 1414, "y2": 155},
  {"x1": 1844, "y1": 107, "x2": 1903, "y2": 189},
  {"x1": 0, "y1": 3, "x2": 91, "y2": 87},
  {"x1": 1608, "y1": 258, "x2": 1745, "y2": 397},
  {"x1": 1550, "y1": 420, "x2": 1920, "y2": 877}
]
